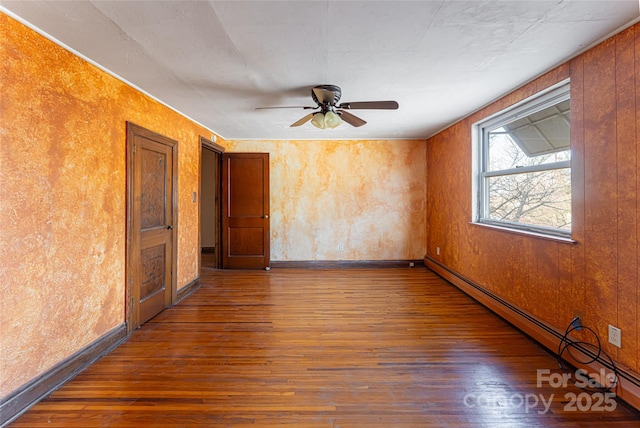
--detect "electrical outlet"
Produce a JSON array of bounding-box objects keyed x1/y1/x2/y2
[
  {"x1": 409, "y1": 262, "x2": 415, "y2": 267},
  {"x1": 338, "y1": 243, "x2": 345, "y2": 252},
  {"x1": 570, "y1": 316, "x2": 582, "y2": 331},
  {"x1": 608, "y1": 325, "x2": 621, "y2": 348},
  {"x1": 436, "y1": 246, "x2": 440, "y2": 256}
]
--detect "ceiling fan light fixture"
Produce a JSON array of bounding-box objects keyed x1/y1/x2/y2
[
  {"x1": 324, "y1": 110, "x2": 343, "y2": 128},
  {"x1": 311, "y1": 112, "x2": 326, "y2": 129},
  {"x1": 311, "y1": 110, "x2": 343, "y2": 129}
]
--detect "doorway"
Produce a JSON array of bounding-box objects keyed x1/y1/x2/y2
[
  {"x1": 200, "y1": 137, "x2": 224, "y2": 269},
  {"x1": 126, "y1": 122, "x2": 177, "y2": 333}
]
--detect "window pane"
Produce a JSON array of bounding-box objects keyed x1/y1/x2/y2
[
  {"x1": 503, "y1": 99, "x2": 570, "y2": 156},
  {"x1": 487, "y1": 168, "x2": 571, "y2": 230},
  {"x1": 487, "y1": 129, "x2": 570, "y2": 172}
]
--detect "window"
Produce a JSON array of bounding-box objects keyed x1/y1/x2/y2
[{"x1": 474, "y1": 82, "x2": 571, "y2": 238}]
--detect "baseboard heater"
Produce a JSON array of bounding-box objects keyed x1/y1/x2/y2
[{"x1": 424, "y1": 255, "x2": 640, "y2": 412}]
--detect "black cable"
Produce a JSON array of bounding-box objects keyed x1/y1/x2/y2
[{"x1": 556, "y1": 319, "x2": 619, "y2": 393}]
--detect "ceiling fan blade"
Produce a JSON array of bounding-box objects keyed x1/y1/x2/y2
[
  {"x1": 290, "y1": 113, "x2": 314, "y2": 127},
  {"x1": 312, "y1": 87, "x2": 336, "y2": 105},
  {"x1": 256, "y1": 106, "x2": 315, "y2": 110},
  {"x1": 338, "y1": 110, "x2": 367, "y2": 127},
  {"x1": 337, "y1": 101, "x2": 399, "y2": 110}
]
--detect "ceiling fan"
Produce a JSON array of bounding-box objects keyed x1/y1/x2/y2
[{"x1": 257, "y1": 85, "x2": 399, "y2": 129}]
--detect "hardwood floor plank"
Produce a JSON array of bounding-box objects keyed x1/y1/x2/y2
[{"x1": 8, "y1": 267, "x2": 640, "y2": 427}]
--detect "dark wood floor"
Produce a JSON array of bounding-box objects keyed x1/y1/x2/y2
[{"x1": 9, "y1": 264, "x2": 640, "y2": 427}]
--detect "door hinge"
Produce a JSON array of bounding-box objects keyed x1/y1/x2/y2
[{"x1": 133, "y1": 144, "x2": 136, "y2": 155}]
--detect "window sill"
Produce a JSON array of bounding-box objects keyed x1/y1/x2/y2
[{"x1": 469, "y1": 221, "x2": 577, "y2": 244}]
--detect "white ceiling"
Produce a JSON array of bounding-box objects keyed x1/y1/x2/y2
[{"x1": 2, "y1": 1, "x2": 639, "y2": 140}]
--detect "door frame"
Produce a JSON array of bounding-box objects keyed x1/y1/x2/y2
[
  {"x1": 199, "y1": 136, "x2": 225, "y2": 271},
  {"x1": 126, "y1": 122, "x2": 178, "y2": 334}
]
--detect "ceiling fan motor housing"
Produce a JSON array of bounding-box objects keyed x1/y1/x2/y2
[{"x1": 312, "y1": 84, "x2": 342, "y2": 106}]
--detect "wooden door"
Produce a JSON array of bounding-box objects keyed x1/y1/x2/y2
[
  {"x1": 127, "y1": 123, "x2": 177, "y2": 332},
  {"x1": 222, "y1": 153, "x2": 270, "y2": 269}
]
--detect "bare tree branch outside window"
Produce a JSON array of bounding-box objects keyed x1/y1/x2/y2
[{"x1": 485, "y1": 129, "x2": 571, "y2": 231}]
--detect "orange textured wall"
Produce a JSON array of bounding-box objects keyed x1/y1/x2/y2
[
  {"x1": 426, "y1": 24, "x2": 639, "y2": 374},
  {"x1": 224, "y1": 140, "x2": 427, "y2": 261},
  {"x1": 0, "y1": 14, "x2": 209, "y2": 397}
]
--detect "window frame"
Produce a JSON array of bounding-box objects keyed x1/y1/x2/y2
[{"x1": 473, "y1": 80, "x2": 571, "y2": 239}]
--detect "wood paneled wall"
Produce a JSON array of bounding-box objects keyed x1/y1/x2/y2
[{"x1": 426, "y1": 24, "x2": 639, "y2": 373}]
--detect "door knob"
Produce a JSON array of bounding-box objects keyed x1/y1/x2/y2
[
  {"x1": 263, "y1": 215, "x2": 269, "y2": 219},
  {"x1": 167, "y1": 225, "x2": 173, "y2": 230}
]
